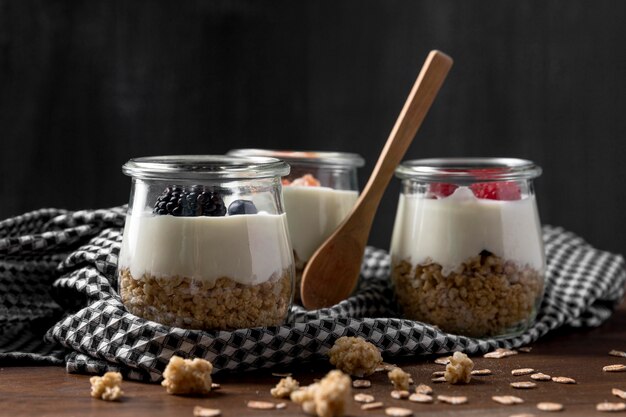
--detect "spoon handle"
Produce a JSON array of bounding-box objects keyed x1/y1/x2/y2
[{"x1": 357, "y1": 50, "x2": 453, "y2": 215}]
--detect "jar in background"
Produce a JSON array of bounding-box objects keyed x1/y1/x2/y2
[
  {"x1": 228, "y1": 149, "x2": 364, "y2": 301},
  {"x1": 390, "y1": 158, "x2": 545, "y2": 338},
  {"x1": 118, "y1": 155, "x2": 294, "y2": 330}
]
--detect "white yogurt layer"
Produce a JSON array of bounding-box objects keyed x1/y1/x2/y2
[
  {"x1": 119, "y1": 212, "x2": 293, "y2": 285},
  {"x1": 390, "y1": 186, "x2": 545, "y2": 275},
  {"x1": 283, "y1": 186, "x2": 358, "y2": 263}
]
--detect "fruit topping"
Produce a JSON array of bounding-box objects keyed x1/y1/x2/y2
[
  {"x1": 469, "y1": 181, "x2": 521, "y2": 201},
  {"x1": 428, "y1": 183, "x2": 458, "y2": 199},
  {"x1": 153, "y1": 186, "x2": 226, "y2": 217},
  {"x1": 227, "y1": 200, "x2": 258, "y2": 216},
  {"x1": 286, "y1": 174, "x2": 321, "y2": 187}
]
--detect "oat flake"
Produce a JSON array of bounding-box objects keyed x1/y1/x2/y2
[
  {"x1": 247, "y1": 401, "x2": 276, "y2": 410},
  {"x1": 536, "y1": 402, "x2": 564, "y2": 411},
  {"x1": 434, "y1": 357, "x2": 451, "y2": 365},
  {"x1": 471, "y1": 369, "x2": 492, "y2": 376},
  {"x1": 604, "y1": 365, "x2": 626, "y2": 372},
  {"x1": 484, "y1": 348, "x2": 518, "y2": 359},
  {"x1": 431, "y1": 376, "x2": 447, "y2": 383},
  {"x1": 597, "y1": 402, "x2": 626, "y2": 412},
  {"x1": 510, "y1": 381, "x2": 537, "y2": 389},
  {"x1": 391, "y1": 390, "x2": 410, "y2": 400},
  {"x1": 609, "y1": 350, "x2": 626, "y2": 358},
  {"x1": 437, "y1": 395, "x2": 468, "y2": 405},
  {"x1": 511, "y1": 368, "x2": 535, "y2": 376},
  {"x1": 353, "y1": 379, "x2": 372, "y2": 388},
  {"x1": 492, "y1": 395, "x2": 524, "y2": 405},
  {"x1": 551, "y1": 376, "x2": 576, "y2": 384},
  {"x1": 415, "y1": 384, "x2": 433, "y2": 395},
  {"x1": 193, "y1": 407, "x2": 221, "y2": 417},
  {"x1": 361, "y1": 402, "x2": 384, "y2": 411},
  {"x1": 385, "y1": 406, "x2": 413, "y2": 416},
  {"x1": 409, "y1": 393, "x2": 433, "y2": 403},
  {"x1": 354, "y1": 393, "x2": 375, "y2": 403},
  {"x1": 530, "y1": 373, "x2": 551, "y2": 381},
  {"x1": 612, "y1": 388, "x2": 626, "y2": 400},
  {"x1": 431, "y1": 371, "x2": 445, "y2": 377}
]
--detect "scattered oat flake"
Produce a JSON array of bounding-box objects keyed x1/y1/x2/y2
[
  {"x1": 247, "y1": 401, "x2": 276, "y2": 410},
  {"x1": 193, "y1": 407, "x2": 221, "y2": 417},
  {"x1": 530, "y1": 373, "x2": 551, "y2": 381},
  {"x1": 275, "y1": 402, "x2": 286, "y2": 410},
  {"x1": 612, "y1": 388, "x2": 626, "y2": 400},
  {"x1": 272, "y1": 372, "x2": 292, "y2": 378},
  {"x1": 484, "y1": 348, "x2": 518, "y2": 359},
  {"x1": 361, "y1": 401, "x2": 384, "y2": 411},
  {"x1": 431, "y1": 371, "x2": 445, "y2": 377},
  {"x1": 431, "y1": 376, "x2": 447, "y2": 383},
  {"x1": 408, "y1": 377, "x2": 414, "y2": 385},
  {"x1": 434, "y1": 356, "x2": 451, "y2": 365},
  {"x1": 537, "y1": 402, "x2": 564, "y2": 411},
  {"x1": 415, "y1": 384, "x2": 433, "y2": 395},
  {"x1": 597, "y1": 402, "x2": 626, "y2": 412},
  {"x1": 385, "y1": 406, "x2": 413, "y2": 416},
  {"x1": 471, "y1": 369, "x2": 492, "y2": 376},
  {"x1": 354, "y1": 393, "x2": 376, "y2": 403},
  {"x1": 518, "y1": 347, "x2": 533, "y2": 353},
  {"x1": 492, "y1": 395, "x2": 524, "y2": 405},
  {"x1": 510, "y1": 381, "x2": 537, "y2": 389},
  {"x1": 604, "y1": 365, "x2": 626, "y2": 372},
  {"x1": 409, "y1": 393, "x2": 433, "y2": 403},
  {"x1": 512, "y1": 368, "x2": 535, "y2": 376},
  {"x1": 211, "y1": 383, "x2": 221, "y2": 390},
  {"x1": 391, "y1": 390, "x2": 410, "y2": 399},
  {"x1": 609, "y1": 350, "x2": 626, "y2": 358},
  {"x1": 353, "y1": 379, "x2": 372, "y2": 388},
  {"x1": 437, "y1": 395, "x2": 468, "y2": 405},
  {"x1": 552, "y1": 376, "x2": 576, "y2": 384},
  {"x1": 509, "y1": 414, "x2": 537, "y2": 417}
]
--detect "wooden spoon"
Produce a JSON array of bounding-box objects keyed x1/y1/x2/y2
[{"x1": 300, "y1": 50, "x2": 453, "y2": 310}]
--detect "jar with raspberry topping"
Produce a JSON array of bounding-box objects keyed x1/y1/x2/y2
[
  {"x1": 118, "y1": 155, "x2": 294, "y2": 330},
  {"x1": 390, "y1": 158, "x2": 545, "y2": 338},
  {"x1": 227, "y1": 149, "x2": 365, "y2": 301}
]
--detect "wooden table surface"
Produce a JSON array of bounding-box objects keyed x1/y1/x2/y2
[{"x1": 2, "y1": 303, "x2": 626, "y2": 417}]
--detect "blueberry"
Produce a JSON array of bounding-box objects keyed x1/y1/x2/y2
[{"x1": 227, "y1": 199, "x2": 258, "y2": 215}]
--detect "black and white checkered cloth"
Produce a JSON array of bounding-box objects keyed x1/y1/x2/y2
[{"x1": 1, "y1": 207, "x2": 625, "y2": 382}]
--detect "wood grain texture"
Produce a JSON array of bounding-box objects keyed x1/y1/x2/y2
[
  {"x1": 2, "y1": 300, "x2": 626, "y2": 416},
  {"x1": 1, "y1": 1, "x2": 626, "y2": 254}
]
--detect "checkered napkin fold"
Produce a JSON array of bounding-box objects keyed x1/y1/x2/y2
[{"x1": 1, "y1": 207, "x2": 625, "y2": 382}]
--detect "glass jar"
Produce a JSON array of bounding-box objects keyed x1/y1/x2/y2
[
  {"x1": 227, "y1": 149, "x2": 365, "y2": 302},
  {"x1": 390, "y1": 158, "x2": 545, "y2": 338},
  {"x1": 118, "y1": 155, "x2": 294, "y2": 330}
]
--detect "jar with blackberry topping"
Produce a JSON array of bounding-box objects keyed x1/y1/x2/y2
[
  {"x1": 390, "y1": 158, "x2": 545, "y2": 338},
  {"x1": 118, "y1": 155, "x2": 294, "y2": 330},
  {"x1": 227, "y1": 149, "x2": 364, "y2": 302}
]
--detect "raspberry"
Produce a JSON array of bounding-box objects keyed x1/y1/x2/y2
[
  {"x1": 429, "y1": 183, "x2": 458, "y2": 198},
  {"x1": 470, "y1": 182, "x2": 521, "y2": 200},
  {"x1": 288, "y1": 174, "x2": 321, "y2": 187}
]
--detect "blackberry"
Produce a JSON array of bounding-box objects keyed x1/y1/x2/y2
[
  {"x1": 153, "y1": 186, "x2": 226, "y2": 217},
  {"x1": 227, "y1": 199, "x2": 258, "y2": 215}
]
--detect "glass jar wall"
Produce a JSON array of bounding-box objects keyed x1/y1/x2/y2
[
  {"x1": 118, "y1": 155, "x2": 294, "y2": 330},
  {"x1": 390, "y1": 158, "x2": 545, "y2": 338}
]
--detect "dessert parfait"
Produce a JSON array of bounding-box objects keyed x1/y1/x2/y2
[
  {"x1": 227, "y1": 149, "x2": 364, "y2": 302},
  {"x1": 118, "y1": 155, "x2": 294, "y2": 330},
  {"x1": 390, "y1": 158, "x2": 545, "y2": 338}
]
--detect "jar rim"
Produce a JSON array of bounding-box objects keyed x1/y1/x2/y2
[
  {"x1": 122, "y1": 155, "x2": 290, "y2": 180},
  {"x1": 395, "y1": 158, "x2": 542, "y2": 182},
  {"x1": 227, "y1": 149, "x2": 365, "y2": 168}
]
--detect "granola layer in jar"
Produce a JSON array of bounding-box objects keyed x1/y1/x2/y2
[
  {"x1": 118, "y1": 155, "x2": 295, "y2": 331},
  {"x1": 390, "y1": 158, "x2": 545, "y2": 338}
]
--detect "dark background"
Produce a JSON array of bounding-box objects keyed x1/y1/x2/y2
[{"x1": 1, "y1": 1, "x2": 626, "y2": 254}]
